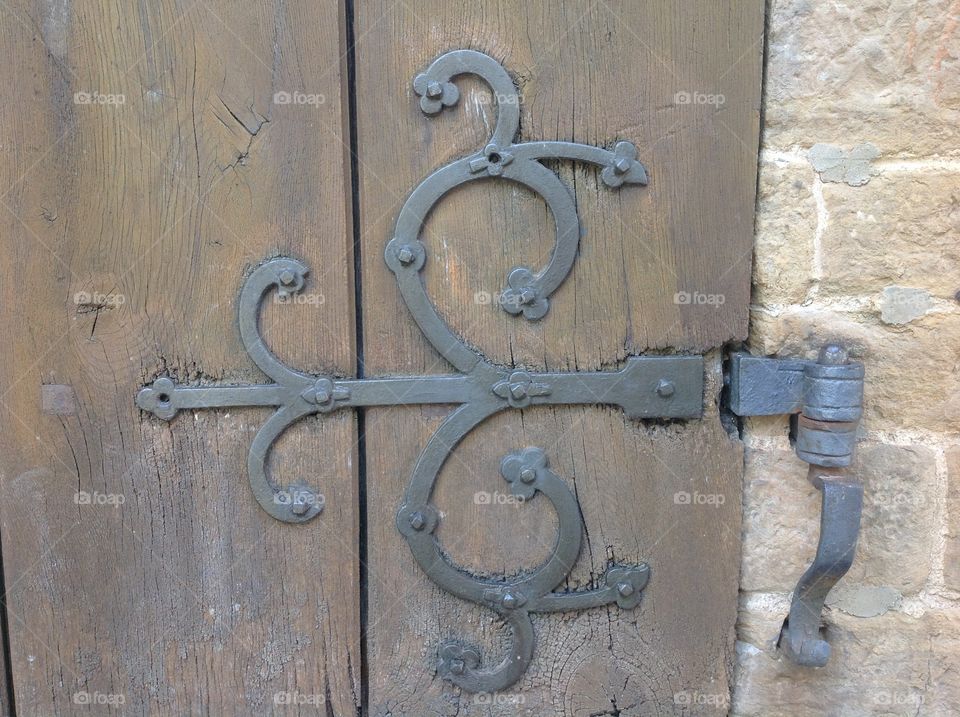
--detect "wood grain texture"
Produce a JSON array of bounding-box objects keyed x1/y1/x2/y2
[
  {"x1": 0, "y1": 0, "x2": 359, "y2": 714},
  {"x1": 355, "y1": 1, "x2": 763, "y2": 715}
]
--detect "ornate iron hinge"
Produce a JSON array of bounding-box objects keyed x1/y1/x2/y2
[
  {"x1": 138, "y1": 50, "x2": 702, "y2": 693},
  {"x1": 726, "y1": 344, "x2": 865, "y2": 667}
]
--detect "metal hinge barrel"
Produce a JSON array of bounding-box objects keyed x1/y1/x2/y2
[{"x1": 728, "y1": 345, "x2": 863, "y2": 466}]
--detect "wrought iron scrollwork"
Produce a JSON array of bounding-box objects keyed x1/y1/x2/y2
[
  {"x1": 400, "y1": 49, "x2": 648, "y2": 324},
  {"x1": 138, "y1": 50, "x2": 702, "y2": 692}
]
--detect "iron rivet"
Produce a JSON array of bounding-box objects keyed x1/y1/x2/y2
[
  {"x1": 278, "y1": 269, "x2": 296, "y2": 286},
  {"x1": 818, "y1": 343, "x2": 848, "y2": 366},
  {"x1": 314, "y1": 387, "x2": 331, "y2": 404},
  {"x1": 426, "y1": 81, "x2": 443, "y2": 98},
  {"x1": 501, "y1": 593, "x2": 519, "y2": 609},
  {"x1": 519, "y1": 468, "x2": 536, "y2": 484},
  {"x1": 449, "y1": 658, "x2": 465, "y2": 675},
  {"x1": 614, "y1": 157, "x2": 631, "y2": 174},
  {"x1": 510, "y1": 383, "x2": 528, "y2": 400},
  {"x1": 291, "y1": 500, "x2": 310, "y2": 516},
  {"x1": 616, "y1": 582, "x2": 634, "y2": 597},
  {"x1": 397, "y1": 245, "x2": 416, "y2": 265},
  {"x1": 519, "y1": 288, "x2": 537, "y2": 305},
  {"x1": 656, "y1": 379, "x2": 675, "y2": 398},
  {"x1": 409, "y1": 511, "x2": 426, "y2": 530}
]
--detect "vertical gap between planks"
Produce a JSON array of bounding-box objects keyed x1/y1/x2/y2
[
  {"x1": 0, "y1": 538, "x2": 16, "y2": 715},
  {"x1": 343, "y1": 0, "x2": 369, "y2": 714}
]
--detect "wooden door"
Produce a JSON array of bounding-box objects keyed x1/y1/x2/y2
[
  {"x1": 355, "y1": 2, "x2": 763, "y2": 714},
  {"x1": 0, "y1": 1, "x2": 360, "y2": 713},
  {"x1": 0, "y1": 1, "x2": 764, "y2": 715}
]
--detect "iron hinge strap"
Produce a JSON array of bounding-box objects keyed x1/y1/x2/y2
[
  {"x1": 136, "y1": 49, "x2": 694, "y2": 694},
  {"x1": 725, "y1": 344, "x2": 865, "y2": 667}
]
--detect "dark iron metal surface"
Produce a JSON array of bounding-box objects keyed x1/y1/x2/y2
[
  {"x1": 727, "y1": 344, "x2": 865, "y2": 668},
  {"x1": 727, "y1": 347, "x2": 863, "y2": 466},
  {"x1": 401, "y1": 49, "x2": 648, "y2": 325},
  {"x1": 780, "y1": 468, "x2": 863, "y2": 667},
  {"x1": 137, "y1": 50, "x2": 700, "y2": 692}
]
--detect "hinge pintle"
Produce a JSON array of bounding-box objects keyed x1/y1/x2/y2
[
  {"x1": 726, "y1": 343, "x2": 865, "y2": 667},
  {"x1": 727, "y1": 344, "x2": 864, "y2": 467}
]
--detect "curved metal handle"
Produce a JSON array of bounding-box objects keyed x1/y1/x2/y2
[{"x1": 779, "y1": 467, "x2": 863, "y2": 666}]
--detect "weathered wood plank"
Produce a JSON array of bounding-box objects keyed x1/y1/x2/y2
[
  {"x1": 355, "y1": 1, "x2": 763, "y2": 714},
  {"x1": 0, "y1": 1, "x2": 359, "y2": 713}
]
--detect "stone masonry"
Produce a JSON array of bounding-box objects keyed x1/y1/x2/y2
[{"x1": 733, "y1": 1, "x2": 960, "y2": 715}]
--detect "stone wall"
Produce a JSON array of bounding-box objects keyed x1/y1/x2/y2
[{"x1": 733, "y1": 1, "x2": 960, "y2": 715}]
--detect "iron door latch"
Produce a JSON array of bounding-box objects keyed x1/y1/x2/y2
[{"x1": 727, "y1": 344, "x2": 865, "y2": 667}]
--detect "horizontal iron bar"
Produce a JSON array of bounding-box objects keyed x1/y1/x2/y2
[
  {"x1": 345, "y1": 375, "x2": 476, "y2": 405},
  {"x1": 161, "y1": 384, "x2": 290, "y2": 409},
  {"x1": 536, "y1": 356, "x2": 703, "y2": 419},
  {"x1": 726, "y1": 353, "x2": 807, "y2": 416},
  {"x1": 139, "y1": 356, "x2": 704, "y2": 419}
]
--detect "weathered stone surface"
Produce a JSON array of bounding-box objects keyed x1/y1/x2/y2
[
  {"x1": 825, "y1": 584, "x2": 902, "y2": 618},
  {"x1": 741, "y1": 442, "x2": 937, "y2": 594},
  {"x1": 878, "y1": 286, "x2": 933, "y2": 325},
  {"x1": 734, "y1": 608, "x2": 960, "y2": 716},
  {"x1": 764, "y1": 0, "x2": 960, "y2": 157},
  {"x1": 819, "y1": 171, "x2": 960, "y2": 298},
  {"x1": 749, "y1": 307, "x2": 960, "y2": 434},
  {"x1": 946, "y1": 446, "x2": 960, "y2": 592},
  {"x1": 741, "y1": 448, "x2": 820, "y2": 593},
  {"x1": 849, "y1": 443, "x2": 938, "y2": 594},
  {"x1": 741, "y1": 0, "x2": 960, "y2": 710},
  {"x1": 753, "y1": 160, "x2": 817, "y2": 305},
  {"x1": 736, "y1": 601, "x2": 789, "y2": 651},
  {"x1": 809, "y1": 143, "x2": 880, "y2": 186},
  {"x1": 742, "y1": 415, "x2": 792, "y2": 445}
]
